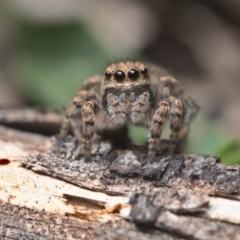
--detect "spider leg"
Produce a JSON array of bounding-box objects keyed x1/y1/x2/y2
[
  {"x1": 168, "y1": 96, "x2": 183, "y2": 152},
  {"x1": 161, "y1": 76, "x2": 184, "y2": 99},
  {"x1": 60, "y1": 90, "x2": 89, "y2": 146},
  {"x1": 161, "y1": 76, "x2": 183, "y2": 153},
  {"x1": 148, "y1": 75, "x2": 185, "y2": 156},
  {"x1": 82, "y1": 101, "x2": 95, "y2": 158},
  {"x1": 148, "y1": 101, "x2": 170, "y2": 158},
  {"x1": 160, "y1": 76, "x2": 198, "y2": 152},
  {"x1": 60, "y1": 116, "x2": 71, "y2": 139}
]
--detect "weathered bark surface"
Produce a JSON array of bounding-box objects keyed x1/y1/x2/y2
[
  {"x1": 0, "y1": 200, "x2": 93, "y2": 240},
  {"x1": 1, "y1": 108, "x2": 240, "y2": 240}
]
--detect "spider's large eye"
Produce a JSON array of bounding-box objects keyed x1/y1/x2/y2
[
  {"x1": 114, "y1": 70, "x2": 125, "y2": 82},
  {"x1": 128, "y1": 69, "x2": 139, "y2": 81},
  {"x1": 105, "y1": 71, "x2": 112, "y2": 80},
  {"x1": 141, "y1": 68, "x2": 148, "y2": 75}
]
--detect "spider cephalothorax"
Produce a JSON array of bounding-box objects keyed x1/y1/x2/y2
[
  {"x1": 60, "y1": 60, "x2": 199, "y2": 159},
  {"x1": 102, "y1": 61, "x2": 154, "y2": 127}
]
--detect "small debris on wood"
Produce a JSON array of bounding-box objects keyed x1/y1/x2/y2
[{"x1": 0, "y1": 158, "x2": 10, "y2": 165}]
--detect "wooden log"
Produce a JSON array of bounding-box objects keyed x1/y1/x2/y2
[
  {"x1": 0, "y1": 108, "x2": 240, "y2": 240},
  {"x1": 0, "y1": 108, "x2": 63, "y2": 135}
]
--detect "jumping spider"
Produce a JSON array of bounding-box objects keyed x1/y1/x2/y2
[{"x1": 60, "y1": 60, "x2": 199, "y2": 159}]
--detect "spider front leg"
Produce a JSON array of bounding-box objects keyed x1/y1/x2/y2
[
  {"x1": 147, "y1": 75, "x2": 184, "y2": 158},
  {"x1": 60, "y1": 90, "x2": 95, "y2": 158},
  {"x1": 82, "y1": 101, "x2": 95, "y2": 158},
  {"x1": 148, "y1": 101, "x2": 170, "y2": 158}
]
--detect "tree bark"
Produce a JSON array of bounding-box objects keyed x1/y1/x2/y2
[{"x1": 0, "y1": 108, "x2": 240, "y2": 240}]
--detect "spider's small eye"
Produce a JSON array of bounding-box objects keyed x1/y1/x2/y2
[
  {"x1": 141, "y1": 68, "x2": 148, "y2": 75},
  {"x1": 114, "y1": 70, "x2": 125, "y2": 82},
  {"x1": 105, "y1": 71, "x2": 112, "y2": 79},
  {"x1": 128, "y1": 69, "x2": 139, "y2": 81}
]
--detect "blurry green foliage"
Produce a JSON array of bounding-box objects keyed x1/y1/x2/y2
[
  {"x1": 9, "y1": 22, "x2": 240, "y2": 165},
  {"x1": 12, "y1": 23, "x2": 120, "y2": 108},
  {"x1": 128, "y1": 124, "x2": 149, "y2": 145},
  {"x1": 216, "y1": 140, "x2": 240, "y2": 165},
  {"x1": 186, "y1": 114, "x2": 240, "y2": 165}
]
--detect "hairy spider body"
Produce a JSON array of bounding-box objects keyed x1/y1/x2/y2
[{"x1": 60, "y1": 60, "x2": 199, "y2": 158}]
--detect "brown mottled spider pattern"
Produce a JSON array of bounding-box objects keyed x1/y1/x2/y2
[{"x1": 60, "y1": 60, "x2": 199, "y2": 159}]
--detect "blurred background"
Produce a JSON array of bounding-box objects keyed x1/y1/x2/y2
[{"x1": 0, "y1": 0, "x2": 240, "y2": 164}]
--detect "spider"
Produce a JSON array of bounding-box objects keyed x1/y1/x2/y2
[{"x1": 60, "y1": 60, "x2": 199, "y2": 159}]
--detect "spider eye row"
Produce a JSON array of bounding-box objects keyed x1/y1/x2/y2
[{"x1": 105, "y1": 68, "x2": 148, "y2": 82}]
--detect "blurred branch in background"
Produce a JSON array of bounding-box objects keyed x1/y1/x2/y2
[{"x1": 0, "y1": 0, "x2": 239, "y2": 164}]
